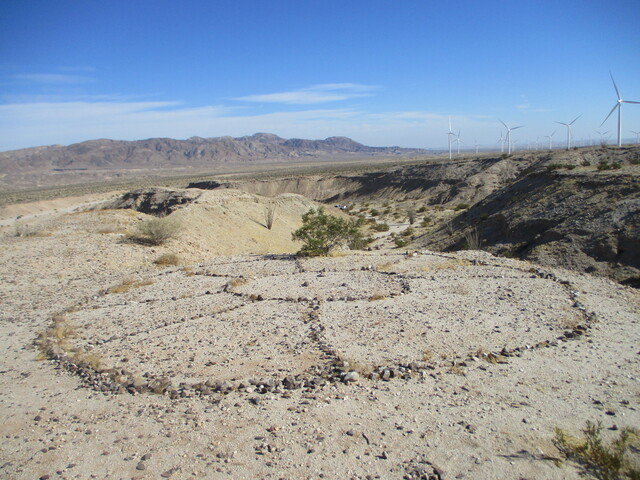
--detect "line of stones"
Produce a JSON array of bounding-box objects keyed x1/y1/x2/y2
[{"x1": 37, "y1": 259, "x2": 596, "y2": 400}]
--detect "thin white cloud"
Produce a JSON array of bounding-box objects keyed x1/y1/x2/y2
[
  {"x1": 236, "y1": 83, "x2": 378, "y2": 105},
  {"x1": 13, "y1": 73, "x2": 95, "y2": 84}
]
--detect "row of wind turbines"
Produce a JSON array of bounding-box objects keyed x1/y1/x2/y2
[{"x1": 446, "y1": 72, "x2": 639, "y2": 159}]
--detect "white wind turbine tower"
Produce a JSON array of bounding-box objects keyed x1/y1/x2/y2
[
  {"x1": 542, "y1": 131, "x2": 555, "y2": 151},
  {"x1": 454, "y1": 130, "x2": 463, "y2": 155},
  {"x1": 499, "y1": 120, "x2": 524, "y2": 155},
  {"x1": 496, "y1": 132, "x2": 505, "y2": 153},
  {"x1": 447, "y1": 117, "x2": 455, "y2": 160},
  {"x1": 601, "y1": 72, "x2": 640, "y2": 147},
  {"x1": 630, "y1": 130, "x2": 640, "y2": 144},
  {"x1": 474, "y1": 139, "x2": 479, "y2": 154},
  {"x1": 555, "y1": 114, "x2": 582, "y2": 150}
]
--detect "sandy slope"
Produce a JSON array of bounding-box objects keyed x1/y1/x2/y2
[{"x1": 0, "y1": 193, "x2": 639, "y2": 480}]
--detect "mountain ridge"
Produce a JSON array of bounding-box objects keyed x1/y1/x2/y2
[{"x1": 0, "y1": 133, "x2": 426, "y2": 175}]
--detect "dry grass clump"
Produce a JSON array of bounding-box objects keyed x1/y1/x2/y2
[
  {"x1": 554, "y1": 421, "x2": 640, "y2": 480},
  {"x1": 225, "y1": 277, "x2": 248, "y2": 293},
  {"x1": 421, "y1": 349, "x2": 434, "y2": 362},
  {"x1": 107, "y1": 276, "x2": 155, "y2": 294},
  {"x1": 153, "y1": 253, "x2": 181, "y2": 266},
  {"x1": 375, "y1": 262, "x2": 395, "y2": 272},
  {"x1": 368, "y1": 292, "x2": 387, "y2": 301},
  {"x1": 560, "y1": 313, "x2": 581, "y2": 330},
  {"x1": 35, "y1": 315, "x2": 77, "y2": 359}
]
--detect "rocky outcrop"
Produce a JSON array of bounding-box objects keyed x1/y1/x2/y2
[{"x1": 105, "y1": 187, "x2": 202, "y2": 216}]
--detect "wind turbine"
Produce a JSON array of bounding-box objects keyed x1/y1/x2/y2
[
  {"x1": 499, "y1": 120, "x2": 524, "y2": 155},
  {"x1": 447, "y1": 117, "x2": 455, "y2": 160},
  {"x1": 594, "y1": 130, "x2": 610, "y2": 145},
  {"x1": 601, "y1": 72, "x2": 640, "y2": 147},
  {"x1": 555, "y1": 114, "x2": 581, "y2": 150},
  {"x1": 474, "y1": 139, "x2": 479, "y2": 154},
  {"x1": 631, "y1": 130, "x2": 640, "y2": 144},
  {"x1": 497, "y1": 132, "x2": 505, "y2": 153},
  {"x1": 454, "y1": 130, "x2": 463, "y2": 155}
]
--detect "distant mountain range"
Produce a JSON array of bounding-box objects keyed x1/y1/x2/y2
[{"x1": 0, "y1": 134, "x2": 428, "y2": 174}]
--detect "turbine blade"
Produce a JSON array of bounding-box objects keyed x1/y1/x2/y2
[
  {"x1": 512, "y1": 126, "x2": 524, "y2": 130},
  {"x1": 499, "y1": 119, "x2": 508, "y2": 130},
  {"x1": 569, "y1": 114, "x2": 582, "y2": 125},
  {"x1": 555, "y1": 121, "x2": 567, "y2": 126},
  {"x1": 601, "y1": 103, "x2": 619, "y2": 126},
  {"x1": 622, "y1": 100, "x2": 640, "y2": 104},
  {"x1": 551, "y1": 131, "x2": 556, "y2": 137},
  {"x1": 610, "y1": 71, "x2": 621, "y2": 100}
]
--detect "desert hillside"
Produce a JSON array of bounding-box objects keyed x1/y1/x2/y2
[{"x1": 190, "y1": 145, "x2": 640, "y2": 287}]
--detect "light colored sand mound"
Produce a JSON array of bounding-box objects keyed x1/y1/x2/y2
[{"x1": 171, "y1": 189, "x2": 319, "y2": 259}]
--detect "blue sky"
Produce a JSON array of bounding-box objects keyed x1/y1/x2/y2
[{"x1": 1, "y1": 0, "x2": 639, "y2": 151}]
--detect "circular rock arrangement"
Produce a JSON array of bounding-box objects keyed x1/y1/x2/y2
[{"x1": 36, "y1": 252, "x2": 596, "y2": 399}]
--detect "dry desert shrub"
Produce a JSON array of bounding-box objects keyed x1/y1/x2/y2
[
  {"x1": 133, "y1": 215, "x2": 181, "y2": 245},
  {"x1": 35, "y1": 315, "x2": 77, "y2": 358},
  {"x1": 264, "y1": 204, "x2": 276, "y2": 230},
  {"x1": 463, "y1": 226, "x2": 481, "y2": 250}
]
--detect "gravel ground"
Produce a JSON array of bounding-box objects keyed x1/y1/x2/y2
[{"x1": 1, "y1": 199, "x2": 639, "y2": 480}]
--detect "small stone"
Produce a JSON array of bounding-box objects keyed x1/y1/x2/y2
[
  {"x1": 343, "y1": 371, "x2": 360, "y2": 383},
  {"x1": 136, "y1": 462, "x2": 146, "y2": 470},
  {"x1": 141, "y1": 453, "x2": 151, "y2": 461}
]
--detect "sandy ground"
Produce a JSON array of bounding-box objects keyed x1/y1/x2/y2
[{"x1": 0, "y1": 194, "x2": 639, "y2": 480}]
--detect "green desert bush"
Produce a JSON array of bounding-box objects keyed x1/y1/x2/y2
[
  {"x1": 454, "y1": 203, "x2": 470, "y2": 211},
  {"x1": 394, "y1": 238, "x2": 409, "y2": 248},
  {"x1": 292, "y1": 208, "x2": 368, "y2": 256},
  {"x1": 373, "y1": 222, "x2": 390, "y2": 232},
  {"x1": 554, "y1": 421, "x2": 639, "y2": 480}
]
